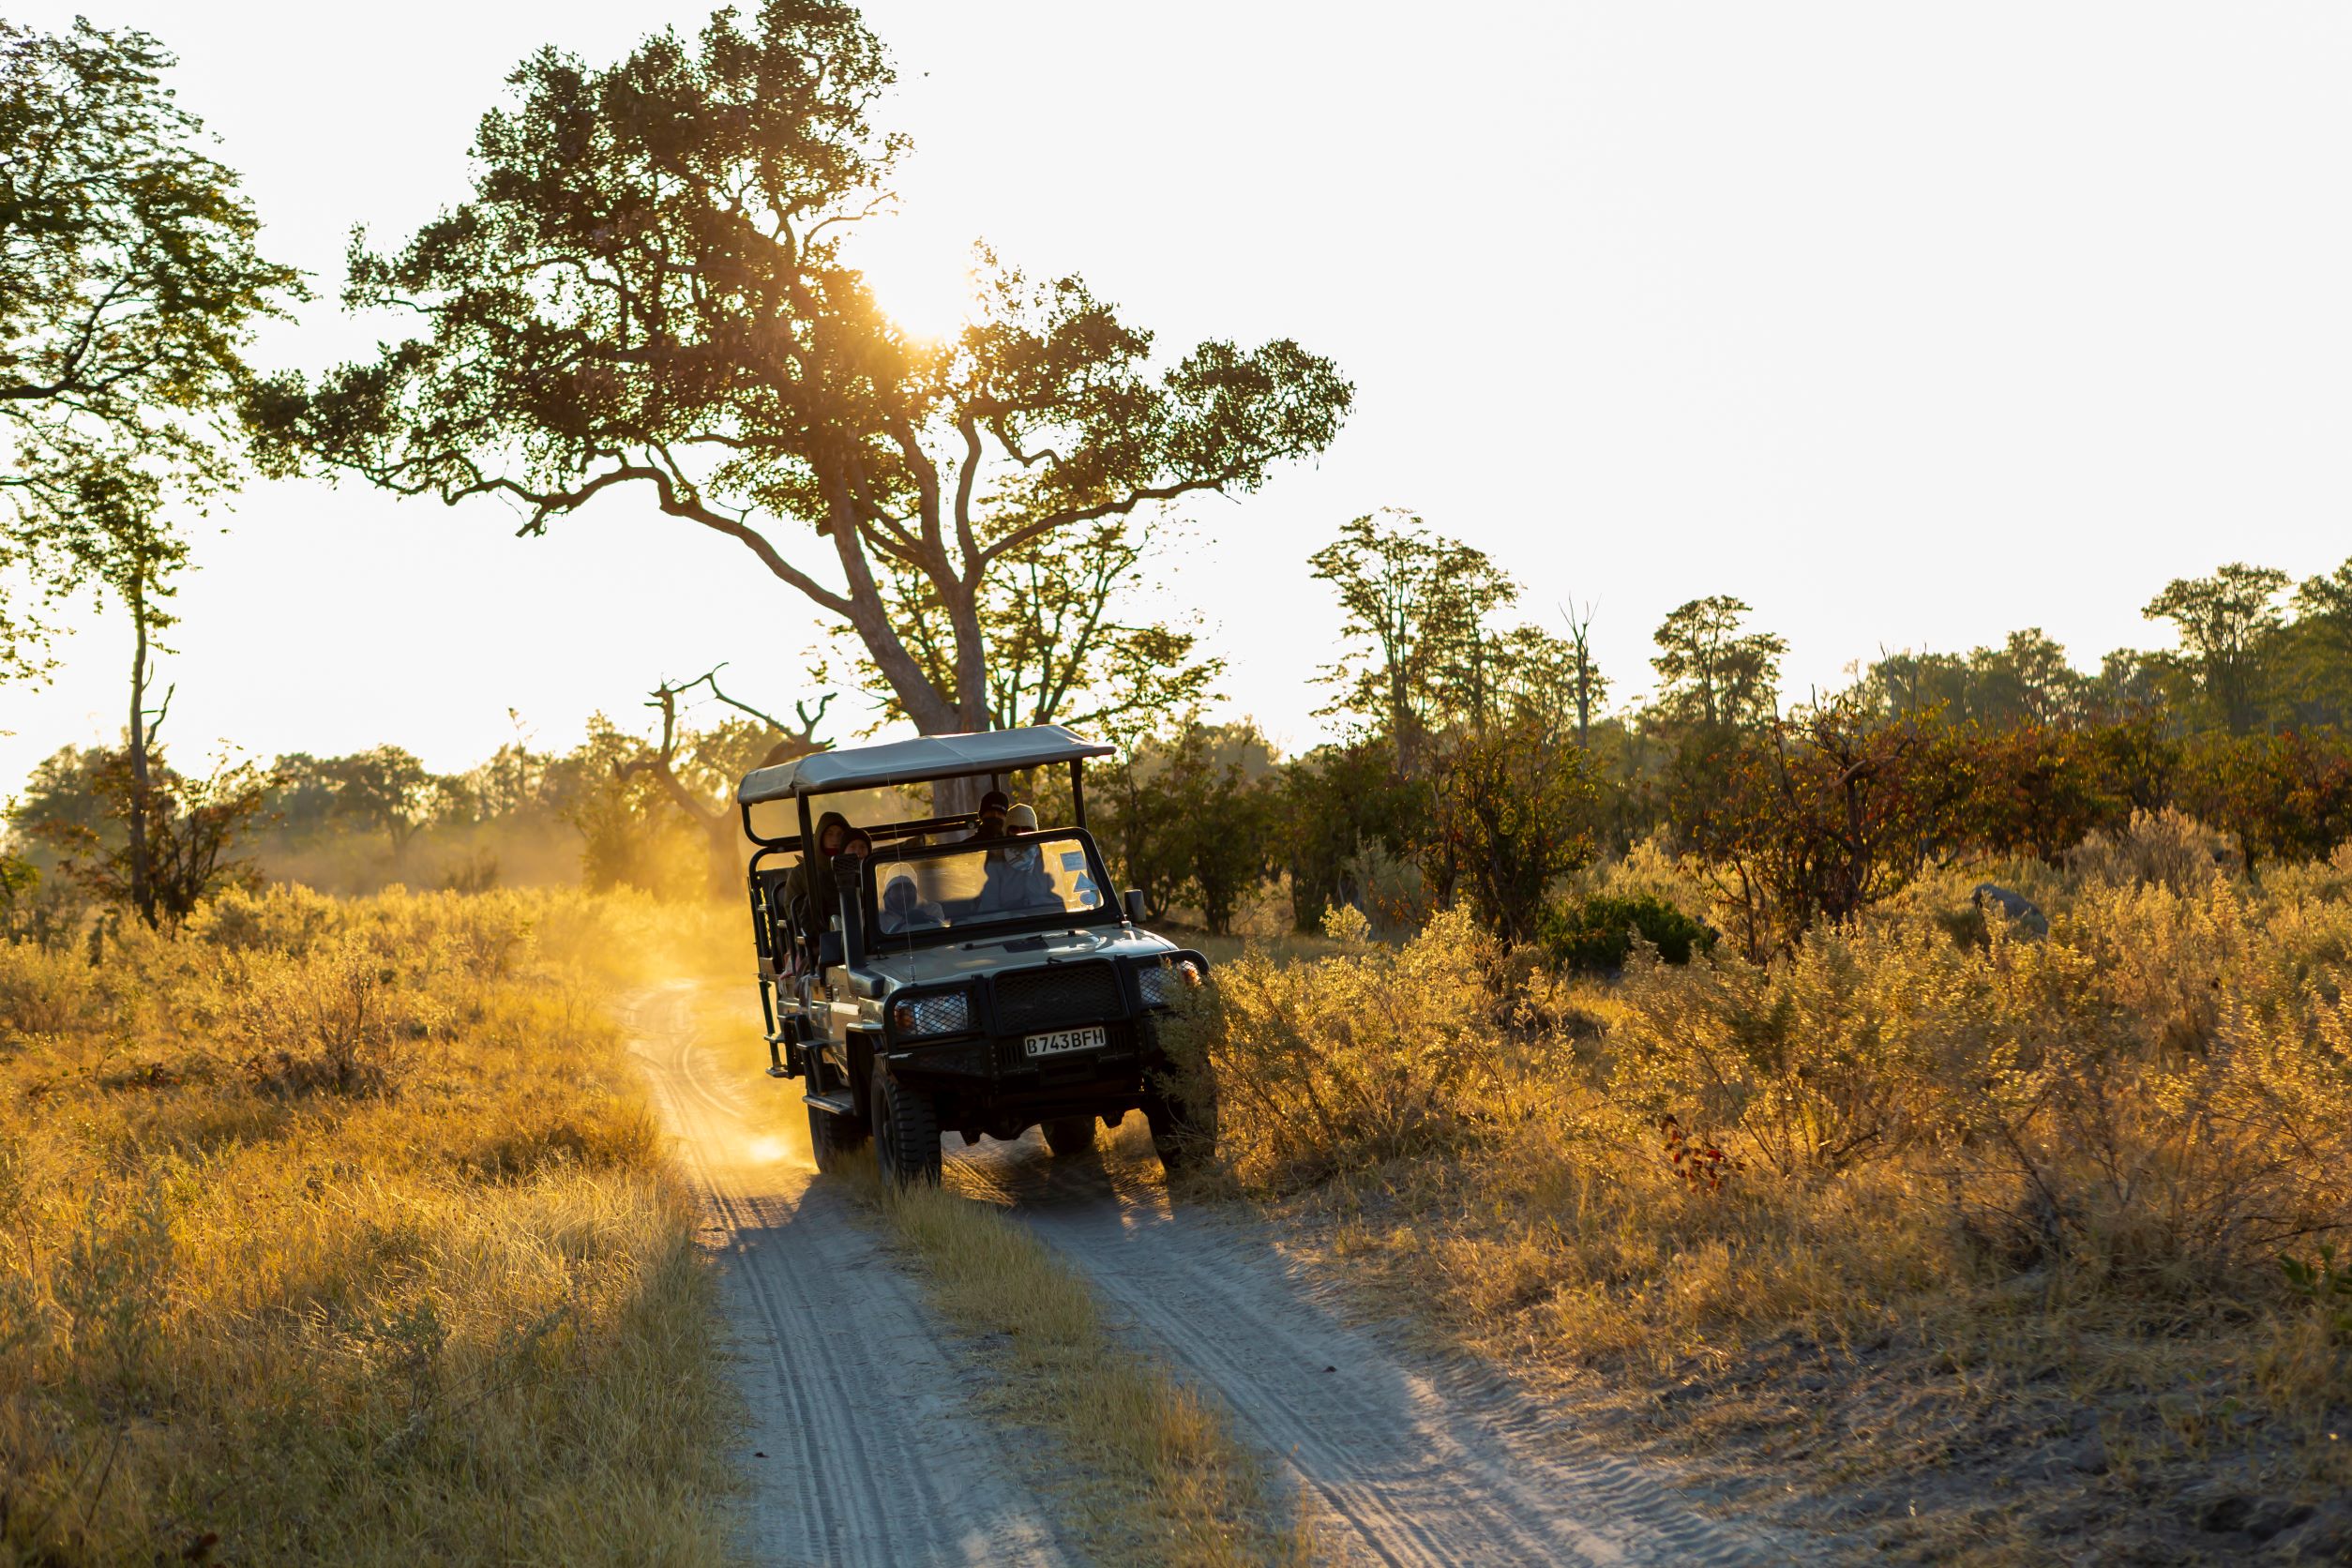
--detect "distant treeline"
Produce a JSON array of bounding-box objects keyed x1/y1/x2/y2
[
  {"x1": 8, "y1": 520, "x2": 2349, "y2": 958},
  {"x1": 1075, "y1": 533, "x2": 2352, "y2": 957},
  {"x1": 1, "y1": 712, "x2": 786, "y2": 941}
]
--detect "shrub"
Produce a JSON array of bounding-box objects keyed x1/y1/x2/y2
[
  {"x1": 2068, "y1": 805, "x2": 2236, "y2": 893},
  {"x1": 1540, "y1": 892, "x2": 1714, "y2": 972},
  {"x1": 1670, "y1": 700, "x2": 1968, "y2": 958},
  {"x1": 1420, "y1": 723, "x2": 1596, "y2": 942},
  {"x1": 1173, "y1": 907, "x2": 1519, "y2": 1188},
  {"x1": 231, "y1": 934, "x2": 411, "y2": 1094},
  {"x1": 0, "y1": 942, "x2": 97, "y2": 1040}
]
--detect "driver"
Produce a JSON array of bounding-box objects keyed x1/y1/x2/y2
[{"x1": 978, "y1": 806, "x2": 1056, "y2": 912}]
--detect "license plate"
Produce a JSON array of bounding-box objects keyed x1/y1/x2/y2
[{"x1": 1023, "y1": 1025, "x2": 1108, "y2": 1058}]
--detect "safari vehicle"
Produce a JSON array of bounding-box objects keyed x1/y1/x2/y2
[{"x1": 737, "y1": 725, "x2": 1217, "y2": 1184}]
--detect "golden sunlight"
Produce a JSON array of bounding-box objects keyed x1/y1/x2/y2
[{"x1": 848, "y1": 218, "x2": 977, "y2": 343}]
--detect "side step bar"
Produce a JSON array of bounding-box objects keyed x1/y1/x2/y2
[{"x1": 802, "y1": 1090, "x2": 857, "y2": 1115}]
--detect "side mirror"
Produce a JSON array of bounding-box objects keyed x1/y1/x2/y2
[
  {"x1": 1122, "y1": 889, "x2": 1147, "y2": 924},
  {"x1": 817, "y1": 930, "x2": 846, "y2": 968}
]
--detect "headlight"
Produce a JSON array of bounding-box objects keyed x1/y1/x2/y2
[
  {"x1": 890, "y1": 992, "x2": 972, "y2": 1037},
  {"x1": 1138, "y1": 959, "x2": 1203, "y2": 1007}
]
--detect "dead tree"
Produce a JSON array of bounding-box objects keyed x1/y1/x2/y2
[
  {"x1": 1562, "y1": 597, "x2": 1604, "y2": 751},
  {"x1": 619, "y1": 668, "x2": 832, "y2": 895}
]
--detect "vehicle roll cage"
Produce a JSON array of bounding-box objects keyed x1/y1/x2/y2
[
  {"x1": 738, "y1": 724, "x2": 1112, "y2": 866},
  {"x1": 739, "y1": 754, "x2": 1094, "y2": 861}
]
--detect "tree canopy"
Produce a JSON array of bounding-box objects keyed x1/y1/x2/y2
[
  {"x1": 252, "y1": 1, "x2": 1349, "y2": 741},
  {"x1": 2143, "y1": 563, "x2": 2290, "y2": 735},
  {"x1": 1309, "y1": 509, "x2": 1518, "y2": 766},
  {"x1": 0, "y1": 18, "x2": 298, "y2": 679},
  {"x1": 1649, "y1": 595, "x2": 1785, "y2": 730}
]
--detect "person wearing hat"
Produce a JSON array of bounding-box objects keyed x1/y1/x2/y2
[
  {"x1": 980, "y1": 802, "x2": 1056, "y2": 912},
  {"x1": 965, "y1": 790, "x2": 1013, "y2": 841}
]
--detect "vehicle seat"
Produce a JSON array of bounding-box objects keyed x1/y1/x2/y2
[{"x1": 754, "y1": 866, "x2": 797, "y2": 964}]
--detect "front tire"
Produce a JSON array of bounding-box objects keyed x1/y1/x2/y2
[
  {"x1": 808, "y1": 1102, "x2": 868, "y2": 1174},
  {"x1": 1041, "y1": 1116, "x2": 1097, "y2": 1158},
  {"x1": 872, "y1": 1072, "x2": 942, "y2": 1186}
]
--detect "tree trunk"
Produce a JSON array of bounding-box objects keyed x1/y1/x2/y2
[
  {"x1": 125, "y1": 580, "x2": 158, "y2": 930},
  {"x1": 634, "y1": 749, "x2": 746, "y2": 899}
]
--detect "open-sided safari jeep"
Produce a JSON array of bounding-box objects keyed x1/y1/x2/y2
[{"x1": 736, "y1": 725, "x2": 1217, "y2": 1184}]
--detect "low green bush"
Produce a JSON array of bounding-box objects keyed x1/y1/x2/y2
[{"x1": 1540, "y1": 892, "x2": 1715, "y2": 972}]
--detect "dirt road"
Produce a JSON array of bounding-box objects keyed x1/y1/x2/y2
[
  {"x1": 625, "y1": 982, "x2": 1075, "y2": 1568},
  {"x1": 631, "y1": 979, "x2": 1772, "y2": 1565},
  {"x1": 950, "y1": 1134, "x2": 1772, "y2": 1568}
]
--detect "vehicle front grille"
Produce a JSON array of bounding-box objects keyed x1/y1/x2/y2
[{"x1": 991, "y1": 962, "x2": 1123, "y2": 1034}]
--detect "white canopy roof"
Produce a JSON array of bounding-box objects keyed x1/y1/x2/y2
[{"x1": 735, "y1": 725, "x2": 1115, "y2": 805}]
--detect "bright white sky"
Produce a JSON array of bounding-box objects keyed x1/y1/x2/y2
[{"x1": 6, "y1": 2, "x2": 2351, "y2": 792}]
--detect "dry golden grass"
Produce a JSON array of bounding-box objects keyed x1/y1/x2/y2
[
  {"x1": 876, "y1": 1175, "x2": 1305, "y2": 1567},
  {"x1": 0, "y1": 885, "x2": 737, "y2": 1567},
  {"x1": 1184, "y1": 818, "x2": 2352, "y2": 1560}
]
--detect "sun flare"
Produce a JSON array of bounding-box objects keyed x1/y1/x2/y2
[{"x1": 849, "y1": 223, "x2": 977, "y2": 344}]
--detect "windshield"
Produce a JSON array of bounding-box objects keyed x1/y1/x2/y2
[{"x1": 867, "y1": 835, "x2": 1107, "y2": 938}]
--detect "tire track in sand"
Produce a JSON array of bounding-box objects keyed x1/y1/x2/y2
[
  {"x1": 624, "y1": 982, "x2": 1072, "y2": 1568},
  {"x1": 950, "y1": 1132, "x2": 1783, "y2": 1568}
]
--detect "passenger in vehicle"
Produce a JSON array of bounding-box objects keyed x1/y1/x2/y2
[
  {"x1": 978, "y1": 806, "x2": 1057, "y2": 912},
  {"x1": 787, "y1": 810, "x2": 852, "y2": 964},
  {"x1": 842, "y1": 829, "x2": 874, "y2": 861},
  {"x1": 966, "y1": 790, "x2": 1012, "y2": 841},
  {"x1": 878, "y1": 874, "x2": 947, "y2": 933}
]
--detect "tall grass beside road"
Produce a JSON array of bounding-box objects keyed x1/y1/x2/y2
[
  {"x1": 1184, "y1": 817, "x2": 2352, "y2": 1560},
  {"x1": 0, "y1": 887, "x2": 735, "y2": 1566}
]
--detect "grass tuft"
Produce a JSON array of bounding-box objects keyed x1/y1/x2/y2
[{"x1": 877, "y1": 1177, "x2": 1305, "y2": 1566}]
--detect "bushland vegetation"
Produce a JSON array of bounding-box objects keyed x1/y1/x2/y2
[
  {"x1": 1063, "y1": 519, "x2": 2352, "y2": 1557},
  {"x1": 0, "y1": 886, "x2": 735, "y2": 1564},
  {"x1": 1175, "y1": 820, "x2": 2352, "y2": 1556}
]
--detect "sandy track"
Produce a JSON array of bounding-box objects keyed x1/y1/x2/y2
[
  {"x1": 950, "y1": 1133, "x2": 1775, "y2": 1568},
  {"x1": 623, "y1": 982, "x2": 1072, "y2": 1568}
]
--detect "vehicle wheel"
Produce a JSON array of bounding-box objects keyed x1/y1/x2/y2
[
  {"x1": 1041, "y1": 1116, "x2": 1097, "y2": 1158},
  {"x1": 1143, "y1": 1068, "x2": 1219, "y2": 1175},
  {"x1": 807, "y1": 1101, "x2": 869, "y2": 1174},
  {"x1": 871, "y1": 1072, "x2": 942, "y2": 1186}
]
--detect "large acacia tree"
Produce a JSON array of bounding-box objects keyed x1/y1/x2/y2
[
  {"x1": 254, "y1": 2, "x2": 1349, "y2": 754},
  {"x1": 1649, "y1": 595, "x2": 1786, "y2": 731}
]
